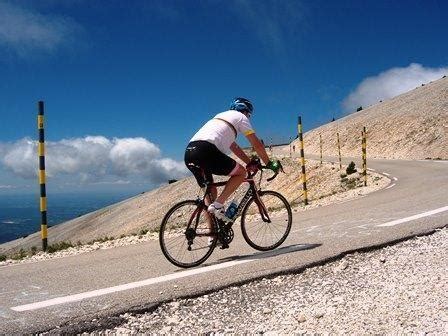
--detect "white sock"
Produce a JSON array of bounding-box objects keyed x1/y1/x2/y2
[{"x1": 210, "y1": 201, "x2": 223, "y2": 210}]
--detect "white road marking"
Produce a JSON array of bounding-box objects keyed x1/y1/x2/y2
[
  {"x1": 417, "y1": 159, "x2": 448, "y2": 163},
  {"x1": 382, "y1": 172, "x2": 390, "y2": 176},
  {"x1": 11, "y1": 244, "x2": 309, "y2": 312},
  {"x1": 392, "y1": 177, "x2": 398, "y2": 181},
  {"x1": 358, "y1": 231, "x2": 372, "y2": 236},
  {"x1": 11, "y1": 258, "x2": 253, "y2": 312},
  {"x1": 377, "y1": 205, "x2": 448, "y2": 227},
  {"x1": 291, "y1": 225, "x2": 321, "y2": 233},
  {"x1": 367, "y1": 168, "x2": 375, "y2": 172},
  {"x1": 385, "y1": 183, "x2": 396, "y2": 190}
]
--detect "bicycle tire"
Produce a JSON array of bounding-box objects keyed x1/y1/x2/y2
[
  {"x1": 241, "y1": 190, "x2": 292, "y2": 251},
  {"x1": 159, "y1": 200, "x2": 217, "y2": 268}
]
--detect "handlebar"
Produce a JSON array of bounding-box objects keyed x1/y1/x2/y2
[
  {"x1": 247, "y1": 157, "x2": 285, "y2": 182},
  {"x1": 265, "y1": 160, "x2": 285, "y2": 182}
]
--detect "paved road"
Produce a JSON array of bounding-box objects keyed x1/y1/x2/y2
[{"x1": 1, "y1": 157, "x2": 447, "y2": 334}]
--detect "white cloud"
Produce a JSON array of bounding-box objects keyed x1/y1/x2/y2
[
  {"x1": 2, "y1": 138, "x2": 36, "y2": 179},
  {"x1": 0, "y1": 136, "x2": 188, "y2": 184},
  {"x1": 0, "y1": 2, "x2": 81, "y2": 57},
  {"x1": 342, "y1": 63, "x2": 448, "y2": 112},
  {"x1": 109, "y1": 138, "x2": 160, "y2": 176},
  {"x1": 92, "y1": 180, "x2": 131, "y2": 185}
]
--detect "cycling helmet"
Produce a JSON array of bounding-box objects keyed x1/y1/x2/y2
[{"x1": 230, "y1": 97, "x2": 254, "y2": 116}]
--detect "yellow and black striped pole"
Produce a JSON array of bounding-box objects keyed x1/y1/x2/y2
[
  {"x1": 319, "y1": 134, "x2": 323, "y2": 165},
  {"x1": 337, "y1": 132, "x2": 342, "y2": 170},
  {"x1": 298, "y1": 116, "x2": 308, "y2": 205},
  {"x1": 362, "y1": 127, "x2": 367, "y2": 186},
  {"x1": 38, "y1": 101, "x2": 48, "y2": 251}
]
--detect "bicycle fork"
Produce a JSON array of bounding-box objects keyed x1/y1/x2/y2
[{"x1": 254, "y1": 193, "x2": 272, "y2": 223}]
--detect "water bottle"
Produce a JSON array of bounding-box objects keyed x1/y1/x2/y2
[{"x1": 225, "y1": 199, "x2": 238, "y2": 219}]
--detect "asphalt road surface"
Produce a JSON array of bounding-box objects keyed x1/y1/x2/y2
[{"x1": 1, "y1": 156, "x2": 447, "y2": 334}]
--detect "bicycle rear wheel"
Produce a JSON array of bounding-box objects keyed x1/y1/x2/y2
[
  {"x1": 159, "y1": 200, "x2": 217, "y2": 268},
  {"x1": 241, "y1": 190, "x2": 292, "y2": 251}
]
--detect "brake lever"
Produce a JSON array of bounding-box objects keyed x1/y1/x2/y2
[
  {"x1": 266, "y1": 170, "x2": 278, "y2": 182},
  {"x1": 279, "y1": 161, "x2": 285, "y2": 173}
]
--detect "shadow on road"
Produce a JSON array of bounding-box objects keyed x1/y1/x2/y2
[{"x1": 211, "y1": 243, "x2": 321, "y2": 265}]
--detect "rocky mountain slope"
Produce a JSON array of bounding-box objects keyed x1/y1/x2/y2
[{"x1": 291, "y1": 76, "x2": 448, "y2": 160}]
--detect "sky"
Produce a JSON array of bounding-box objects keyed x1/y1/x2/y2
[{"x1": 0, "y1": 0, "x2": 447, "y2": 195}]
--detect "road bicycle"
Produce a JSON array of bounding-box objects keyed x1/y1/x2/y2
[{"x1": 159, "y1": 159, "x2": 292, "y2": 268}]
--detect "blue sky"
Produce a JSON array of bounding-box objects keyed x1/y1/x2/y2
[{"x1": 0, "y1": 0, "x2": 447, "y2": 195}]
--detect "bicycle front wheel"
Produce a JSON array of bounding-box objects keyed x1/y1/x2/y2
[
  {"x1": 159, "y1": 200, "x2": 217, "y2": 268},
  {"x1": 241, "y1": 190, "x2": 292, "y2": 251}
]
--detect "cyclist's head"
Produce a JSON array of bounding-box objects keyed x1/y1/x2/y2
[{"x1": 230, "y1": 97, "x2": 254, "y2": 117}]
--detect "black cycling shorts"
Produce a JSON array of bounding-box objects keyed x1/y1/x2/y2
[{"x1": 184, "y1": 140, "x2": 237, "y2": 187}]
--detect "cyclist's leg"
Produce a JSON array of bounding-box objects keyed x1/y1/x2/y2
[
  {"x1": 186, "y1": 140, "x2": 246, "y2": 213},
  {"x1": 202, "y1": 173, "x2": 216, "y2": 232},
  {"x1": 214, "y1": 163, "x2": 245, "y2": 205}
]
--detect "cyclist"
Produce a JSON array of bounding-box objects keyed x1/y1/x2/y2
[{"x1": 184, "y1": 97, "x2": 280, "y2": 223}]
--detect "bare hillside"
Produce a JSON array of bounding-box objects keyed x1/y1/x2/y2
[{"x1": 291, "y1": 76, "x2": 448, "y2": 160}]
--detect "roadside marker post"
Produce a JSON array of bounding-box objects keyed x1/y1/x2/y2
[
  {"x1": 362, "y1": 127, "x2": 367, "y2": 186},
  {"x1": 38, "y1": 101, "x2": 48, "y2": 251},
  {"x1": 298, "y1": 116, "x2": 309, "y2": 205},
  {"x1": 337, "y1": 132, "x2": 342, "y2": 170}
]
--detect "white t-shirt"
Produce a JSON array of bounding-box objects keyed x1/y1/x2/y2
[{"x1": 190, "y1": 110, "x2": 255, "y2": 153}]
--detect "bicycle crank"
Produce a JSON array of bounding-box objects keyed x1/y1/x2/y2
[{"x1": 218, "y1": 225, "x2": 234, "y2": 248}]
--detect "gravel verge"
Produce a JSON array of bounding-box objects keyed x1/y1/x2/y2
[{"x1": 89, "y1": 227, "x2": 448, "y2": 335}]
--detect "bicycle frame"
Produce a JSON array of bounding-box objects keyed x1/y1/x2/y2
[{"x1": 199, "y1": 170, "x2": 272, "y2": 228}]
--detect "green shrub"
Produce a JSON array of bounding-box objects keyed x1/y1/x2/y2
[
  {"x1": 346, "y1": 161, "x2": 357, "y2": 175},
  {"x1": 0, "y1": 254, "x2": 6, "y2": 262},
  {"x1": 12, "y1": 249, "x2": 28, "y2": 260},
  {"x1": 90, "y1": 236, "x2": 115, "y2": 244},
  {"x1": 346, "y1": 179, "x2": 357, "y2": 189},
  {"x1": 30, "y1": 246, "x2": 38, "y2": 256},
  {"x1": 47, "y1": 241, "x2": 74, "y2": 253}
]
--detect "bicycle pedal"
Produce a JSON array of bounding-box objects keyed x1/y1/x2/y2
[{"x1": 220, "y1": 244, "x2": 229, "y2": 249}]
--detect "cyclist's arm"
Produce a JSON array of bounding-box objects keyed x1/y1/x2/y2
[
  {"x1": 246, "y1": 133, "x2": 270, "y2": 165},
  {"x1": 230, "y1": 142, "x2": 251, "y2": 165}
]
